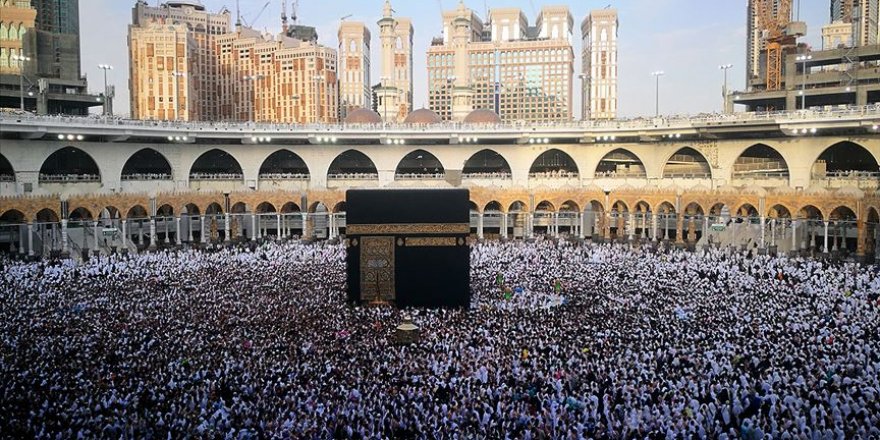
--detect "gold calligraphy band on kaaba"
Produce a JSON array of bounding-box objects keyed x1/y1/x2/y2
[
  {"x1": 405, "y1": 237, "x2": 458, "y2": 247},
  {"x1": 346, "y1": 223, "x2": 470, "y2": 235}
]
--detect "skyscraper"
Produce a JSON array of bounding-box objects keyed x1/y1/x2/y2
[
  {"x1": 0, "y1": 0, "x2": 100, "y2": 114},
  {"x1": 338, "y1": 21, "x2": 371, "y2": 118},
  {"x1": 831, "y1": 0, "x2": 879, "y2": 46},
  {"x1": 581, "y1": 8, "x2": 618, "y2": 120},
  {"x1": 129, "y1": 0, "x2": 337, "y2": 123},
  {"x1": 427, "y1": 4, "x2": 574, "y2": 123}
]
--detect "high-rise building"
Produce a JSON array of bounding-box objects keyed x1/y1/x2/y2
[
  {"x1": 0, "y1": 0, "x2": 100, "y2": 114},
  {"x1": 822, "y1": 21, "x2": 854, "y2": 49},
  {"x1": 338, "y1": 21, "x2": 371, "y2": 119},
  {"x1": 129, "y1": 0, "x2": 337, "y2": 123},
  {"x1": 427, "y1": 4, "x2": 574, "y2": 123},
  {"x1": 581, "y1": 8, "x2": 618, "y2": 120},
  {"x1": 746, "y1": 0, "x2": 794, "y2": 89},
  {"x1": 376, "y1": 1, "x2": 413, "y2": 123},
  {"x1": 831, "y1": 0, "x2": 879, "y2": 46}
]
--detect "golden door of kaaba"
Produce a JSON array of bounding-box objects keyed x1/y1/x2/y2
[{"x1": 359, "y1": 236, "x2": 395, "y2": 302}]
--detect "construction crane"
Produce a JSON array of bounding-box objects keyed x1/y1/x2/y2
[
  {"x1": 241, "y1": 1, "x2": 270, "y2": 27},
  {"x1": 754, "y1": 0, "x2": 805, "y2": 91}
]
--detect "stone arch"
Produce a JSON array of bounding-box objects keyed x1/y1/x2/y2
[
  {"x1": 508, "y1": 200, "x2": 527, "y2": 212},
  {"x1": 0, "y1": 152, "x2": 14, "y2": 181},
  {"x1": 126, "y1": 205, "x2": 149, "y2": 219},
  {"x1": 596, "y1": 148, "x2": 646, "y2": 177},
  {"x1": 709, "y1": 203, "x2": 727, "y2": 216},
  {"x1": 100, "y1": 206, "x2": 121, "y2": 220},
  {"x1": 828, "y1": 205, "x2": 857, "y2": 221},
  {"x1": 69, "y1": 207, "x2": 94, "y2": 221},
  {"x1": 811, "y1": 141, "x2": 880, "y2": 175},
  {"x1": 121, "y1": 148, "x2": 173, "y2": 180},
  {"x1": 655, "y1": 201, "x2": 676, "y2": 214},
  {"x1": 305, "y1": 201, "x2": 323, "y2": 213},
  {"x1": 156, "y1": 204, "x2": 174, "y2": 216},
  {"x1": 559, "y1": 200, "x2": 580, "y2": 212},
  {"x1": 529, "y1": 149, "x2": 579, "y2": 176},
  {"x1": 734, "y1": 203, "x2": 760, "y2": 218},
  {"x1": 0, "y1": 209, "x2": 25, "y2": 224},
  {"x1": 256, "y1": 202, "x2": 277, "y2": 213},
  {"x1": 35, "y1": 208, "x2": 60, "y2": 223},
  {"x1": 327, "y1": 149, "x2": 378, "y2": 177},
  {"x1": 484, "y1": 200, "x2": 503, "y2": 212},
  {"x1": 468, "y1": 201, "x2": 480, "y2": 213},
  {"x1": 732, "y1": 143, "x2": 789, "y2": 178},
  {"x1": 183, "y1": 203, "x2": 201, "y2": 215},
  {"x1": 609, "y1": 200, "x2": 629, "y2": 212},
  {"x1": 205, "y1": 202, "x2": 224, "y2": 214},
  {"x1": 462, "y1": 149, "x2": 512, "y2": 177},
  {"x1": 259, "y1": 149, "x2": 310, "y2": 178},
  {"x1": 767, "y1": 204, "x2": 792, "y2": 218},
  {"x1": 231, "y1": 202, "x2": 248, "y2": 214},
  {"x1": 281, "y1": 202, "x2": 301, "y2": 213},
  {"x1": 39, "y1": 146, "x2": 101, "y2": 182},
  {"x1": 395, "y1": 149, "x2": 445, "y2": 176},
  {"x1": 683, "y1": 202, "x2": 705, "y2": 215},
  {"x1": 797, "y1": 204, "x2": 823, "y2": 220},
  {"x1": 535, "y1": 200, "x2": 556, "y2": 212},
  {"x1": 332, "y1": 201, "x2": 347, "y2": 213},
  {"x1": 662, "y1": 147, "x2": 712, "y2": 178},
  {"x1": 189, "y1": 149, "x2": 244, "y2": 179}
]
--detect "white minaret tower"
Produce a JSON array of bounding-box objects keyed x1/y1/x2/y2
[
  {"x1": 451, "y1": 0, "x2": 474, "y2": 121},
  {"x1": 377, "y1": 0, "x2": 399, "y2": 122}
]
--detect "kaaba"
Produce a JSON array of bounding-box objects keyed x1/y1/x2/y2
[{"x1": 345, "y1": 189, "x2": 471, "y2": 308}]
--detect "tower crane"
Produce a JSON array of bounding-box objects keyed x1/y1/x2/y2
[
  {"x1": 754, "y1": 0, "x2": 805, "y2": 91},
  {"x1": 241, "y1": 1, "x2": 270, "y2": 27}
]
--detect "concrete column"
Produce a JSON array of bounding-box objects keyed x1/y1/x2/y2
[
  {"x1": 663, "y1": 214, "x2": 670, "y2": 241},
  {"x1": 225, "y1": 213, "x2": 231, "y2": 242},
  {"x1": 138, "y1": 221, "x2": 144, "y2": 246},
  {"x1": 61, "y1": 219, "x2": 69, "y2": 255},
  {"x1": 149, "y1": 218, "x2": 157, "y2": 250},
  {"x1": 121, "y1": 220, "x2": 127, "y2": 248},
  {"x1": 527, "y1": 213, "x2": 534, "y2": 238},
  {"x1": 770, "y1": 218, "x2": 776, "y2": 247},
  {"x1": 201, "y1": 215, "x2": 208, "y2": 244},
  {"x1": 643, "y1": 213, "x2": 649, "y2": 240},
  {"x1": 27, "y1": 222, "x2": 34, "y2": 257},
  {"x1": 703, "y1": 216, "x2": 709, "y2": 243},
  {"x1": 251, "y1": 214, "x2": 257, "y2": 241},
  {"x1": 501, "y1": 213, "x2": 508, "y2": 239},
  {"x1": 675, "y1": 214, "x2": 684, "y2": 244},
  {"x1": 855, "y1": 220, "x2": 866, "y2": 258},
  {"x1": 604, "y1": 212, "x2": 611, "y2": 240},
  {"x1": 792, "y1": 220, "x2": 798, "y2": 251},
  {"x1": 187, "y1": 215, "x2": 194, "y2": 242},
  {"x1": 93, "y1": 221, "x2": 100, "y2": 251},
  {"x1": 760, "y1": 217, "x2": 766, "y2": 249},
  {"x1": 823, "y1": 221, "x2": 829, "y2": 253},
  {"x1": 301, "y1": 212, "x2": 309, "y2": 239},
  {"x1": 164, "y1": 217, "x2": 171, "y2": 244},
  {"x1": 477, "y1": 213, "x2": 484, "y2": 240},
  {"x1": 578, "y1": 213, "x2": 586, "y2": 239},
  {"x1": 276, "y1": 214, "x2": 282, "y2": 240},
  {"x1": 175, "y1": 217, "x2": 182, "y2": 245},
  {"x1": 628, "y1": 212, "x2": 635, "y2": 241},
  {"x1": 652, "y1": 212, "x2": 658, "y2": 242}
]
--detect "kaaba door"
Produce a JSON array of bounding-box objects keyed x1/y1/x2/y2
[{"x1": 359, "y1": 236, "x2": 396, "y2": 302}]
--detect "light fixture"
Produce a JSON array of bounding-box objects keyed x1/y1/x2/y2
[
  {"x1": 58, "y1": 134, "x2": 64, "y2": 140},
  {"x1": 810, "y1": 128, "x2": 817, "y2": 134}
]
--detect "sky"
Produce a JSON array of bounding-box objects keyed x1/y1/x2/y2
[{"x1": 79, "y1": 0, "x2": 828, "y2": 118}]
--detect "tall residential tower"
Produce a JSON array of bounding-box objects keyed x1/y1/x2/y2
[
  {"x1": 338, "y1": 21, "x2": 371, "y2": 118},
  {"x1": 581, "y1": 8, "x2": 618, "y2": 120},
  {"x1": 427, "y1": 4, "x2": 574, "y2": 123}
]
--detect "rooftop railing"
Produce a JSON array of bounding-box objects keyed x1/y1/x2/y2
[
  {"x1": 2, "y1": 104, "x2": 877, "y2": 134},
  {"x1": 39, "y1": 173, "x2": 100, "y2": 183}
]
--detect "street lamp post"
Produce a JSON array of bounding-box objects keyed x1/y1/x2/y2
[
  {"x1": 650, "y1": 71, "x2": 664, "y2": 117},
  {"x1": 243, "y1": 74, "x2": 265, "y2": 123},
  {"x1": 719, "y1": 64, "x2": 732, "y2": 113},
  {"x1": 578, "y1": 73, "x2": 588, "y2": 121},
  {"x1": 312, "y1": 74, "x2": 324, "y2": 123},
  {"x1": 172, "y1": 71, "x2": 185, "y2": 120},
  {"x1": 12, "y1": 54, "x2": 32, "y2": 111},
  {"x1": 98, "y1": 64, "x2": 114, "y2": 116},
  {"x1": 796, "y1": 54, "x2": 812, "y2": 110}
]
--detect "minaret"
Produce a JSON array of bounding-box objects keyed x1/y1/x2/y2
[
  {"x1": 451, "y1": 1, "x2": 473, "y2": 121},
  {"x1": 377, "y1": 0, "x2": 399, "y2": 122}
]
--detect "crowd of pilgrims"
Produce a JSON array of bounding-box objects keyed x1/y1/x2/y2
[{"x1": 2, "y1": 238, "x2": 880, "y2": 439}]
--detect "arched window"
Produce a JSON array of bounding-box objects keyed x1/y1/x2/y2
[
  {"x1": 18, "y1": 22, "x2": 26, "y2": 39},
  {"x1": 0, "y1": 22, "x2": 8, "y2": 40}
]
